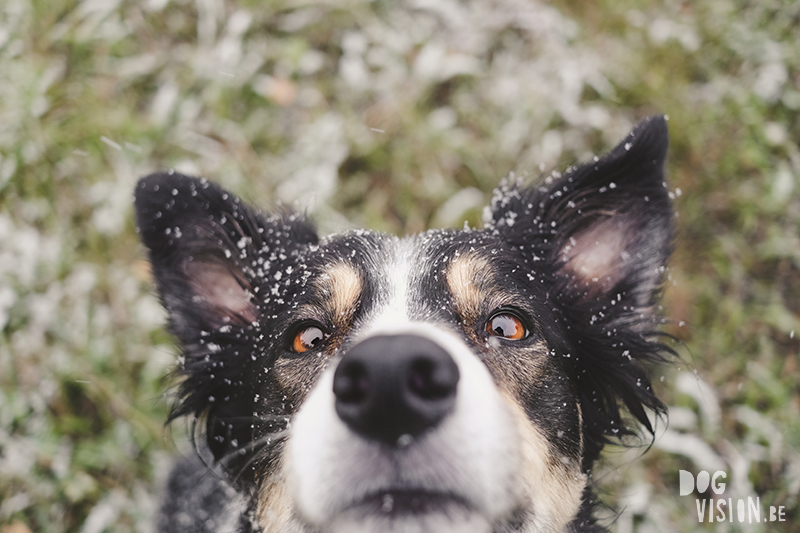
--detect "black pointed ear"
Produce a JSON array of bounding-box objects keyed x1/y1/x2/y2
[
  {"x1": 490, "y1": 115, "x2": 673, "y2": 314},
  {"x1": 135, "y1": 172, "x2": 318, "y2": 465},
  {"x1": 135, "y1": 172, "x2": 318, "y2": 343},
  {"x1": 487, "y1": 116, "x2": 674, "y2": 458}
]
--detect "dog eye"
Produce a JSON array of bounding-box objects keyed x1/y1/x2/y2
[
  {"x1": 292, "y1": 324, "x2": 328, "y2": 353},
  {"x1": 485, "y1": 312, "x2": 528, "y2": 340}
]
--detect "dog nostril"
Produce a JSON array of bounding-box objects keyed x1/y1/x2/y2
[
  {"x1": 333, "y1": 361, "x2": 369, "y2": 403},
  {"x1": 408, "y1": 358, "x2": 458, "y2": 400}
]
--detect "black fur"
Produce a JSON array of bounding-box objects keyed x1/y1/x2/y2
[{"x1": 135, "y1": 175, "x2": 318, "y2": 481}]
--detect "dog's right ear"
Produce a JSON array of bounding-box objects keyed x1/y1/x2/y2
[
  {"x1": 134, "y1": 172, "x2": 318, "y2": 345},
  {"x1": 136, "y1": 173, "x2": 318, "y2": 463}
]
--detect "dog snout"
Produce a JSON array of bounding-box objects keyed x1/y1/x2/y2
[{"x1": 332, "y1": 334, "x2": 460, "y2": 446}]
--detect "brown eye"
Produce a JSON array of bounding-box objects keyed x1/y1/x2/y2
[
  {"x1": 486, "y1": 312, "x2": 527, "y2": 340},
  {"x1": 293, "y1": 325, "x2": 328, "y2": 353}
]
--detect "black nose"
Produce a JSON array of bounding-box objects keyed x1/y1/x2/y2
[{"x1": 332, "y1": 334, "x2": 460, "y2": 446}]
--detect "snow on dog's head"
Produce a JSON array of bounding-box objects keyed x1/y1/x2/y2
[{"x1": 136, "y1": 116, "x2": 674, "y2": 532}]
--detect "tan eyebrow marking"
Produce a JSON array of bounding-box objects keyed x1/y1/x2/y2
[
  {"x1": 446, "y1": 254, "x2": 492, "y2": 322},
  {"x1": 319, "y1": 262, "x2": 362, "y2": 328}
]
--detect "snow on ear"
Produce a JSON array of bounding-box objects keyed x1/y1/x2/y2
[
  {"x1": 551, "y1": 116, "x2": 673, "y2": 308},
  {"x1": 488, "y1": 116, "x2": 673, "y2": 309},
  {"x1": 134, "y1": 171, "x2": 318, "y2": 339}
]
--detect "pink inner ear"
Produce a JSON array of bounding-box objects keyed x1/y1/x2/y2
[
  {"x1": 184, "y1": 258, "x2": 257, "y2": 326},
  {"x1": 559, "y1": 216, "x2": 634, "y2": 299}
]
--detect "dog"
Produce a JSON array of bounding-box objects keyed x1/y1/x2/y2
[{"x1": 135, "y1": 115, "x2": 674, "y2": 532}]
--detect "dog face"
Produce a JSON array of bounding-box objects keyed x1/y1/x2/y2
[{"x1": 136, "y1": 116, "x2": 673, "y2": 532}]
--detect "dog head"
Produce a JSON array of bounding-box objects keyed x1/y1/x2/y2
[{"x1": 136, "y1": 116, "x2": 673, "y2": 532}]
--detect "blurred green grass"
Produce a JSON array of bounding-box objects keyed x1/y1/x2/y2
[{"x1": 1, "y1": 0, "x2": 798, "y2": 531}]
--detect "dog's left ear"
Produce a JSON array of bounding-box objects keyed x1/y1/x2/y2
[
  {"x1": 489, "y1": 115, "x2": 672, "y2": 315},
  {"x1": 488, "y1": 116, "x2": 673, "y2": 456}
]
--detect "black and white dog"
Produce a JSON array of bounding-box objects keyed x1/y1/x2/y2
[{"x1": 135, "y1": 116, "x2": 674, "y2": 532}]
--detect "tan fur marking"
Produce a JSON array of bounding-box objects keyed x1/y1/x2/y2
[
  {"x1": 501, "y1": 391, "x2": 586, "y2": 531},
  {"x1": 256, "y1": 457, "x2": 295, "y2": 530},
  {"x1": 446, "y1": 252, "x2": 526, "y2": 326},
  {"x1": 321, "y1": 262, "x2": 362, "y2": 329},
  {"x1": 446, "y1": 254, "x2": 492, "y2": 321}
]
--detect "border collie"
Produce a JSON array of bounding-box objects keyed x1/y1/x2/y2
[{"x1": 135, "y1": 115, "x2": 673, "y2": 532}]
